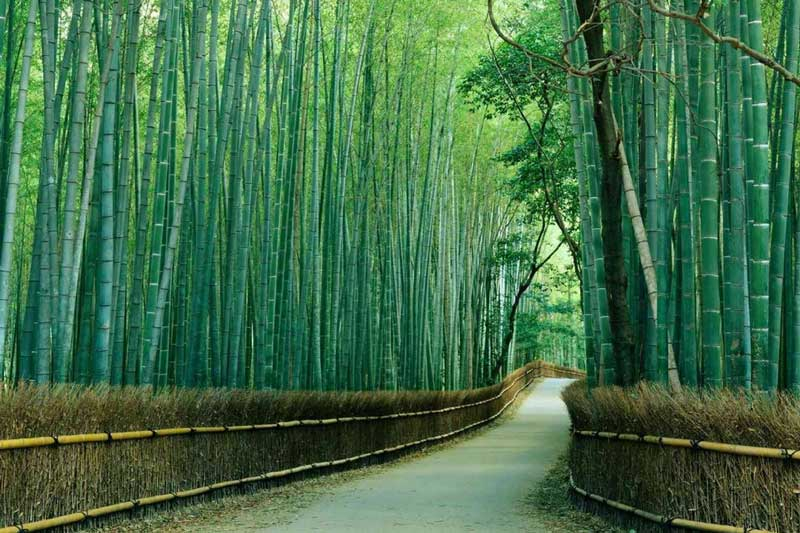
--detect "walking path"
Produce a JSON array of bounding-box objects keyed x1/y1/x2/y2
[{"x1": 193, "y1": 378, "x2": 574, "y2": 532}]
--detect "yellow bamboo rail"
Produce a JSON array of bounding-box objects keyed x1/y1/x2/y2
[
  {"x1": 0, "y1": 361, "x2": 580, "y2": 452},
  {"x1": 0, "y1": 364, "x2": 541, "y2": 533},
  {"x1": 569, "y1": 477, "x2": 773, "y2": 533},
  {"x1": 573, "y1": 430, "x2": 800, "y2": 461}
]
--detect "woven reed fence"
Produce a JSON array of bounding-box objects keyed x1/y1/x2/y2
[
  {"x1": 0, "y1": 360, "x2": 582, "y2": 531},
  {"x1": 563, "y1": 380, "x2": 800, "y2": 533}
]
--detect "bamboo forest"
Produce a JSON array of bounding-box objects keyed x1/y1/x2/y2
[
  {"x1": 1, "y1": 0, "x2": 800, "y2": 398},
  {"x1": 6, "y1": 0, "x2": 800, "y2": 531},
  {"x1": 3, "y1": 0, "x2": 800, "y2": 395},
  {"x1": 0, "y1": 0, "x2": 586, "y2": 393}
]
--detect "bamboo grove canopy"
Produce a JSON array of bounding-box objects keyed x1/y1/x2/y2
[
  {"x1": 0, "y1": 0, "x2": 566, "y2": 391},
  {"x1": 541, "y1": 0, "x2": 800, "y2": 392}
]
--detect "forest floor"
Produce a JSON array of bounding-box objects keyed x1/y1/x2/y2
[{"x1": 101, "y1": 379, "x2": 622, "y2": 532}]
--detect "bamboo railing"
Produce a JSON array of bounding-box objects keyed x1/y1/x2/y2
[
  {"x1": 0, "y1": 361, "x2": 583, "y2": 532},
  {"x1": 0, "y1": 383, "x2": 530, "y2": 533},
  {"x1": 0, "y1": 364, "x2": 579, "y2": 452},
  {"x1": 573, "y1": 429, "x2": 800, "y2": 461},
  {"x1": 569, "y1": 478, "x2": 773, "y2": 533},
  {"x1": 570, "y1": 429, "x2": 793, "y2": 532}
]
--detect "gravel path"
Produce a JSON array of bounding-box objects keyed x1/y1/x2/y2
[{"x1": 190, "y1": 378, "x2": 575, "y2": 532}]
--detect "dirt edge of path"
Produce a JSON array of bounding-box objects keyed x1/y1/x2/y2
[{"x1": 522, "y1": 454, "x2": 626, "y2": 533}]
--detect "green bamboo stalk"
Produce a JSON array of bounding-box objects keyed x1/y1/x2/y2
[
  {"x1": 93, "y1": 40, "x2": 119, "y2": 384},
  {"x1": 111, "y1": 0, "x2": 141, "y2": 385},
  {"x1": 126, "y1": 0, "x2": 168, "y2": 384},
  {"x1": 0, "y1": 0, "x2": 38, "y2": 383},
  {"x1": 58, "y1": 0, "x2": 123, "y2": 385},
  {"x1": 307, "y1": 0, "x2": 323, "y2": 389},
  {"x1": 697, "y1": 5, "x2": 722, "y2": 388},
  {"x1": 654, "y1": 2, "x2": 670, "y2": 383},
  {"x1": 766, "y1": 0, "x2": 800, "y2": 388},
  {"x1": 143, "y1": 0, "x2": 209, "y2": 385},
  {"x1": 141, "y1": 3, "x2": 178, "y2": 380},
  {"x1": 723, "y1": 0, "x2": 748, "y2": 388},
  {"x1": 642, "y1": 2, "x2": 659, "y2": 382},
  {"x1": 745, "y1": 0, "x2": 772, "y2": 391}
]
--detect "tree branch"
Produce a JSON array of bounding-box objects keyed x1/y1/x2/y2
[
  {"x1": 487, "y1": 0, "x2": 618, "y2": 78},
  {"x1": 646, "y1": 0, "x2": 800, "y2": 87},
  {"x1": 486, "y1": 39, "x2": 581, "y2": 265}
]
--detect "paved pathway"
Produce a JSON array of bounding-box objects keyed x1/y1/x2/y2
[{"x1": 202, "y1": 378, "x2": 574, "y2": 532}]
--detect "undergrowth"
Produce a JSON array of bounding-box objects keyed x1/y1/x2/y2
[{"x1": 525, "y1": 454, "x2": 626, "y2": 533}]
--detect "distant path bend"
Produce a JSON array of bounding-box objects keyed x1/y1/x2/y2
[{"x1": 206, "y1": 378, "x2": 574, "y2": 532}]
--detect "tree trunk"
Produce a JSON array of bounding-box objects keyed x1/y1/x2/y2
[
  {"x1": 575, "y1": 0, "x2": 680, "y2": 390},
  {"x1": 574, "y1": 0, "x2": 635, "y2": 386}
]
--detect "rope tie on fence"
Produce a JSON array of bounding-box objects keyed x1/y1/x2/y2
[
  {"x1": 780, "y1": 448, "x2": 799, "y2": 460},
  {"x1": 49, "y1": 436, "x2": 59, "y2": 446},
  {"x1": 689, "y1": 439, "x2": 701, "y2": 451},
  {"x1": 14, "y1": 525, "x2": 25, "y2": 533}
]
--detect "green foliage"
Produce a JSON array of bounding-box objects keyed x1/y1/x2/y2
[
  {"x1": 458, "y1": 0, "x2": 565, "y2": 118},
  {"x1": 459, "y1": 2, "x2": 578, "y2": 240},
  {"x1": 515, "y1": 281, "x2": 582, "y2": 361}
]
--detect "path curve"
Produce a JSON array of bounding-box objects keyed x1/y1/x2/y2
[{"x1": 200, "y1": 378, "x2": 574, "y2": 532}]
